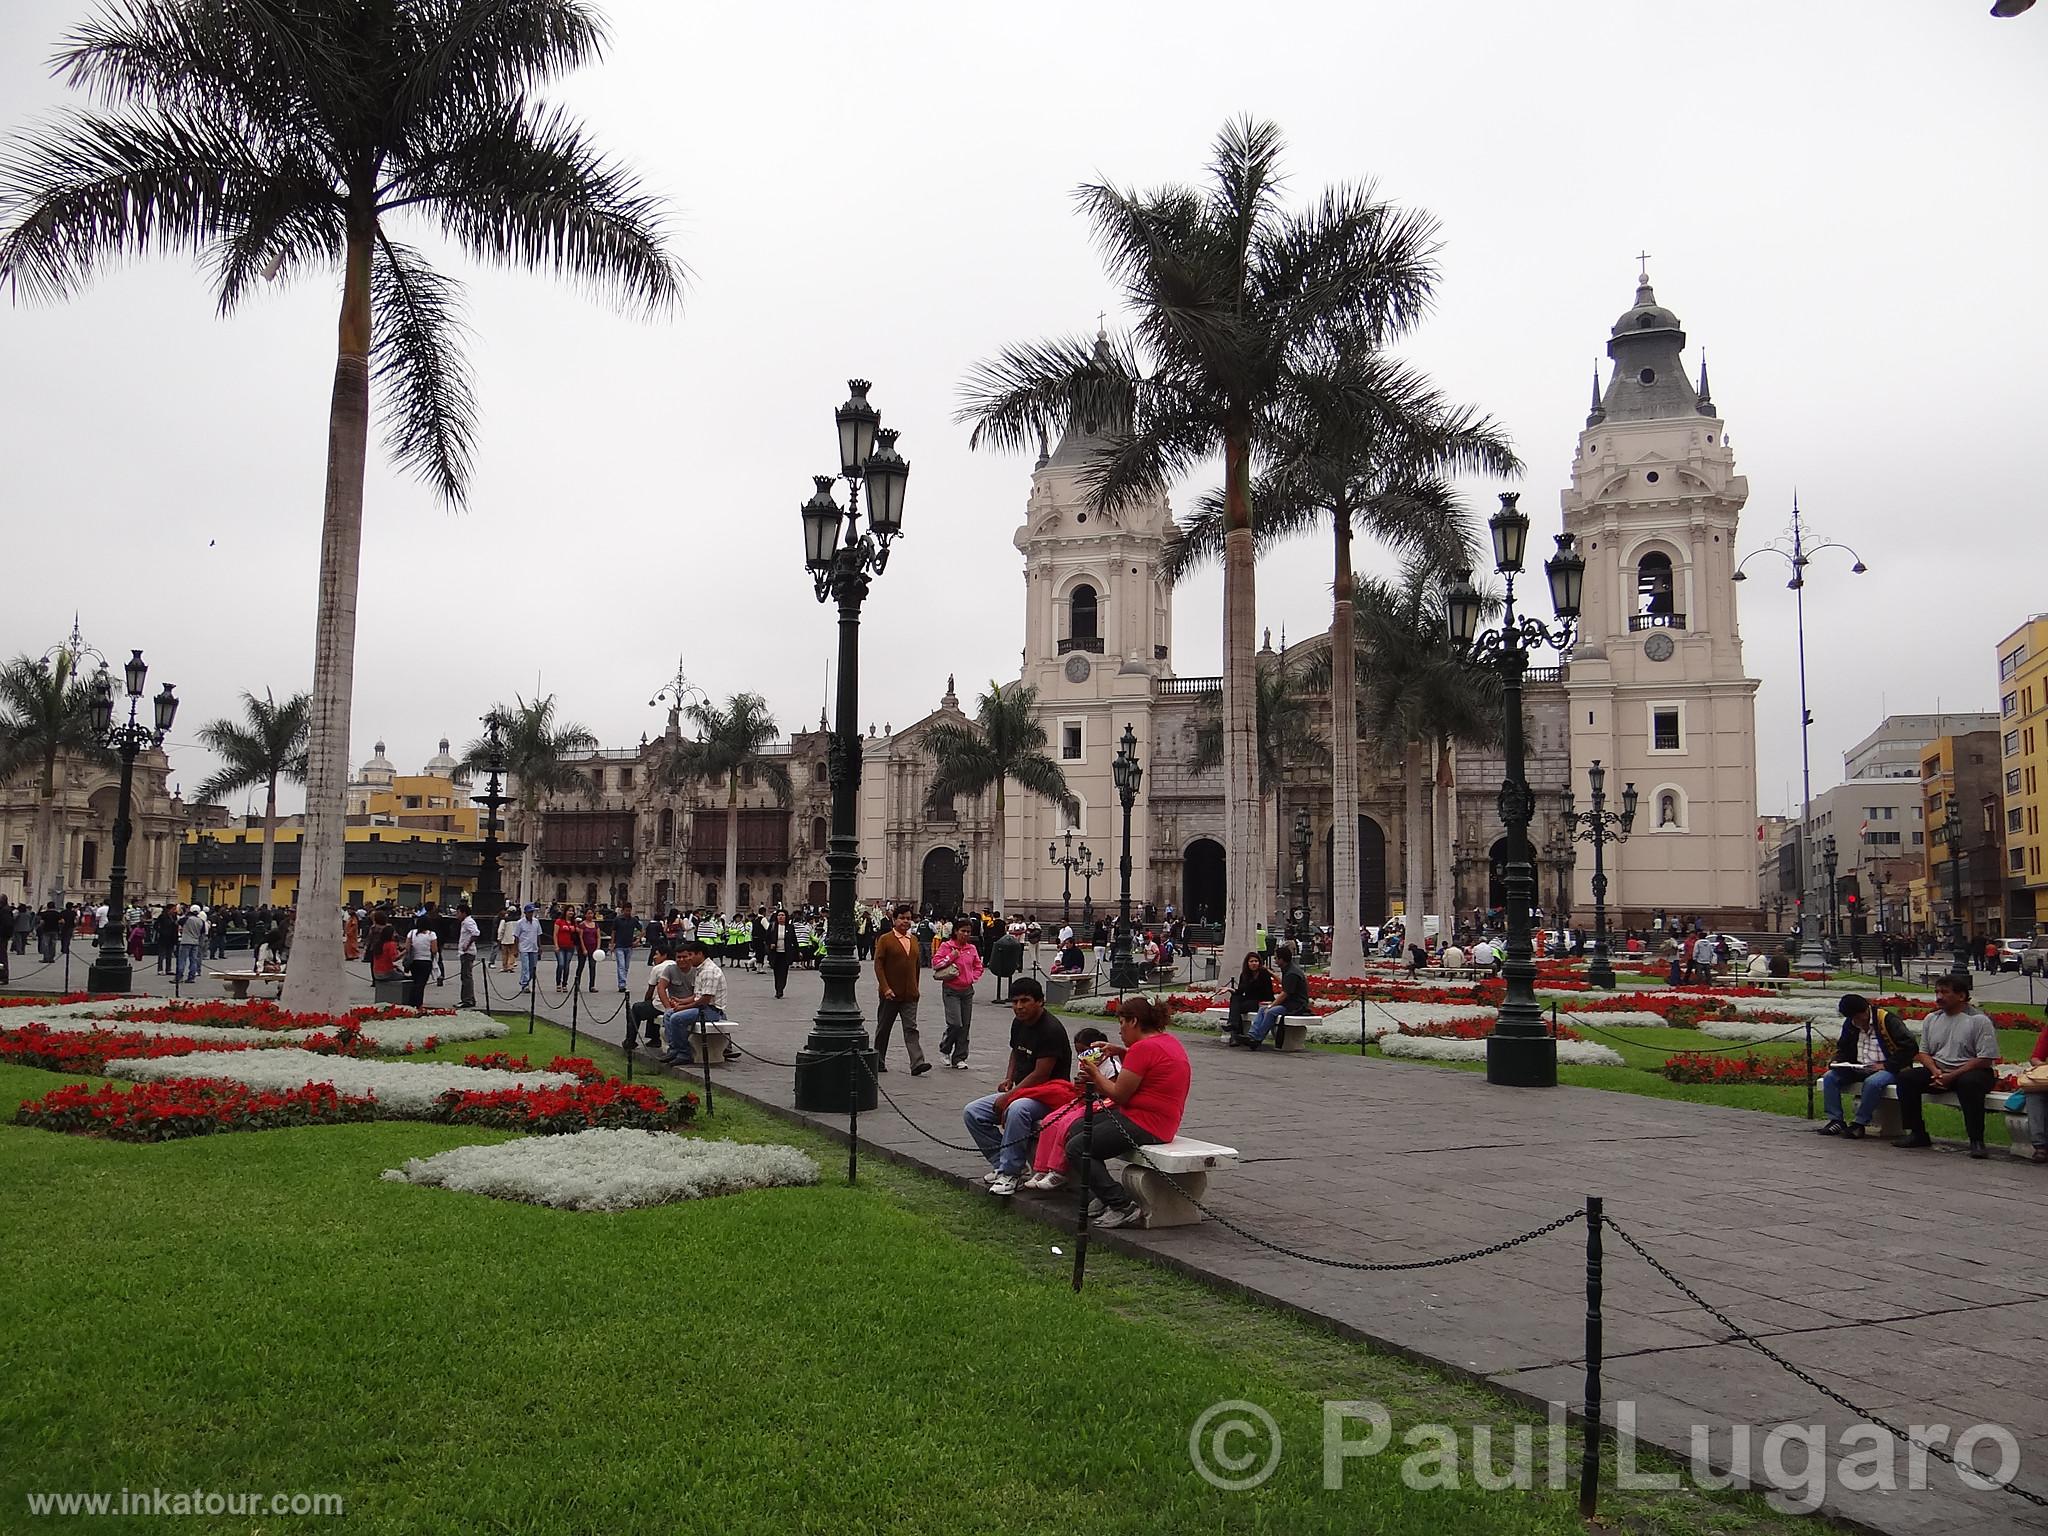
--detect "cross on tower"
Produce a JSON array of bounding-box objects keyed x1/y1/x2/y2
[{"x1": 1636, "y1": 250, "x2": 1652, "y2": 284}]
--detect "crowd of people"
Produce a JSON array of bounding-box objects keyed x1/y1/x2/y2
[{"x1": 0, "y1": 894, "x2": 293, "y2": 985}]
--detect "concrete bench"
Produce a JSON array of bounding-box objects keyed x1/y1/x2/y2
[
  {"x1": 678, "y1": 1018, "x2": 742, "y2": 1067},
  {"x1": 1814, "y1": 1072, "x2": 2030, "y2": 1157},
  {"x1": 210, "y1": 970, "x2": 285, "y2": 1000},
  {"x1": 1118, "y1": 1136, "x2": 1241, "y2": 1227}
]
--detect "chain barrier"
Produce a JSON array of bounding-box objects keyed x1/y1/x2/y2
[
  {"x1": 850, "y1": 1050, "x2": 1050, "y2": 1162},
  {"x1": 1605, "y1": 1216, "x2": 2048, "y2": 1510},
  {"x1": 1561, "y1": 1013, "x2": 1817, "y2": 1055}
]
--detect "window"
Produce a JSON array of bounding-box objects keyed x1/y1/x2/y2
[
  {"x1": 2009, "y1": 808, "x2": 2025, "y2": 834},
  {"x1": 8, "y1": 845, "x2": 20, "y2": 862},
  {"x1": 2009, "y1": 769, "x2": 2023, "y2": 794},
  {"x1": 2005, "y1": 731, "x2": 2021, "y2": 757},
  {"x1": 1651, "y1": 708, "x2": 1682, "y2": 752},
  {"x1": 657, "y1": 808, "x2": 673, "y2": 848},
  {"x1": 81, "y1": 840, "x2": 98, "y2": 881},
  {"x1": 1912, "y1": 832, "x2": 1923, "y2": 845},
  {"x1": 1635, "y1": 551, "x2": 1677, "y2": 620},
  {"x1": 2004, "y1": 692, "x2": 2018, "y2": 718},
  {"x1": 1061, "y1": 722, "x2": 1082, "y2": 762},
  {"x1": 404, "y1": 796, "x2": 422, "y2": 809},
  {"x1": 619, "y1": 767, "x2": 633, "y2": 790},
  {"x1": 814, "y1": 761, "x2": 829, "y2": 784},
  {"x1": 811, "y1": 816, "x2": 828, "y2": 852},
  {"x1": 2001, "y1": 647, "x2": 2025, "y2": 679},
  {"x1": 1070, "y1": 584, "x2": 1098, "y2": 642},
  {"x1": 2013, "y1": 848, "x2": 2028, "y2": 873}
]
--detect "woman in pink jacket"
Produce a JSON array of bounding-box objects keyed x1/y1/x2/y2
[{"x1": 931, "y1": 919, "x2": 985, "y2": 1069}]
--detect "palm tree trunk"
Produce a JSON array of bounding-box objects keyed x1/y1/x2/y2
[
  {"x1": 1326, "y1": 517, "x2": 1365, "y2": 975},
  {"x1": 723, "y1": 775, "x2": 739, "y2": 915},
  {"x1": 1221, "y1": 429, "x2": 1263, "y2": 961},
  {"x1": 32, "y1": 757, "x2": 60, "y2": 905},
  {"x1": 516, "y1": 800, "x2": 536, "y2": 909},
  {"x1": 285, "y1": 222, "x2": 373, "y2": 1017},
  {"x1": 1404, "y1": 740, "x2": 1426, "y2": 937},
  {"x1": 1432, "y1": 736, "x2": 1456, "y2": 928},
  {"x1": 258, "y1": 776, "x2": 278, "y2": 908},
  {"x1": 991, "y1": 781, "x2": 1007, "y2": 914}
]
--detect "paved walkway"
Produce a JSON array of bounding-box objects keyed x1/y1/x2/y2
[{"x1": 10, "y1": 949, "x2": 2047, "y2": 1534}]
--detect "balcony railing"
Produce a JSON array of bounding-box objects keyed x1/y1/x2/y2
[
  {"x1": 1628, "y1": 612, "x2": 1685, "y2": 631},
  {"x1": 1526, "y1": 666, "x2": 1564, "y2": 684},
  {"x1": 1155, "y1": 675, "x2": 1221, "y2": 697},
  {"x1": 1057, "y1": 636, "x2": 1104, "y2": 655}
]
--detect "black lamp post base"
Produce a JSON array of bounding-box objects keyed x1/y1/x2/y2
[
  {"x1": 1110, "y1": 957, "x2": 1141, "y2": 990},
  {"x1": 1585, "y1": 952, "x2": 1617, "y2": 989},
  {"x1": 86, "y1": 954, "x2": 133, "y2": 995},
  {"x1": 794, "y1": 1043, "x2": 878, "y2": 1114},
  {"x1": 1486, "y1": 1033, "x2": 1558, "y2": 1088}
]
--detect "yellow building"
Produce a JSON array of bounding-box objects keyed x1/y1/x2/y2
[
  {"x1": 1919, "y1": 731, "x2": 2003, "y2": 942},
  {"x1": 1998, "y1": 617, "x2": 2048, "y2": 936},
  {"x1": 353, "y1": 774, "x2": 480, "y2": 838},
  {"x1": 181, "y1": 826, "x2": 478, "y2": 911}
]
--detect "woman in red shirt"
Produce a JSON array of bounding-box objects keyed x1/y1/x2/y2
[
  {"x1": 1069, "y1": 996, "x2": 1191, "y2": 1230},
  {"x1": 552, "y1": 911, "x2": 577, "y2": 992}
]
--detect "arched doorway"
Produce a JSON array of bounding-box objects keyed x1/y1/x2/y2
[
  {"x1": 654, "y1": 879, "x2": 672, "y2": 914},
  {"x1": 703, "y1": 882, "x2": 718, "y2": 912},
  {"x1": 1324, "y1": 816, "x2": 1389, "y2": 925},
  {"x1": 737, "y1": 881, "x2": 752, "y2": 911},
  {"x1": 1181, "y1": 838, "x2": 1226, "y2": 927},
  {"x1": 920, "y1": 847, "x2": 963, "y2": 917}
]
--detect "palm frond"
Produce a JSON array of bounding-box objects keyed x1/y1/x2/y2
[{"x1": 371, "y1": 234, "x2": 477, "y2": 504}]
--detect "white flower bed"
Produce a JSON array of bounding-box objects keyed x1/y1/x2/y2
[
  {"x1": 1543, "y1": 1011, "x2": 1674, "y2": 1032},
  {"x1": 1378, "y1": 1033, "x2": 1625, "y2": 1067},
  {"x1": 381, "y1": 1130, "x2": 819, "y2": 1211},
  {"x1": 105, "y1": 1050, "x2": 576, "y2": 1113},
  {"x1": 10, "y1": 1005, "x2": 505, "y2": 1051},
  {"x1": 1696, "y1": 1018, "x2": 1829, "y2": 1045}
]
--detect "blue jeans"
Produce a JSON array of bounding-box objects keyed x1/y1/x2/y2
[
  {"x1": 1822, "y1": 1067, "x2": 1896, "y2": 1125},
  {"x1": 662, "y1": 1005, "x2": 726, "y2": 1060},
  {"x1": 615, "y1": 946, "x2": 633, "y2": 990},
  {"x1": 554, "y1": 947, "x2": 572, "y2": 987},
  {"x1": 518, "y1": 950, "x2": 538, "y2": 991},
  {"x1": 963, "y1": 1093, "x2": 1050, "y2": 1177},
  {"x1": 1248, "y1": 1002, "x2": 1288, "y2": 1043},
  {"x1": 177, "y1": 942, "x2": 200, "y2": 981}
]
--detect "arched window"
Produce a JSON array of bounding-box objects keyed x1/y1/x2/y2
[
  {"x1": 657, "y1": 808, "x2": 673, "y2": 847},
  {"x1": 737, "y1": 882, "x2": 751, "y2": 910},
  {"x1": 1070, "y1": 584, "x2": 1098, "y2": 642},
  {"x1": 1637, "y1": 551, "x2": 1675, "y2": 617},
  {"x1": 811, "y1": 816, "x2": 828, "y2": 852}
]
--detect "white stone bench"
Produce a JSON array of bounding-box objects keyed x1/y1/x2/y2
[
  {"x1": 210, "y1": 970, "x2": 285, "y2": 1000},
  {"x1": 671, "y1": 1018, "x2": 743, "y2": 1067},
  {"x1": 1118, "y1": 1136, "x2": 1241, "y2": 1227},
  {"x1": 1814, "y1": 1072, "x2": 2029, "y2": 1157}
]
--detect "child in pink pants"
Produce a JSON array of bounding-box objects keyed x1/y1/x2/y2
[{"x1": 1022, "y1": 1029, "x2": 1120, "y2": 1191}]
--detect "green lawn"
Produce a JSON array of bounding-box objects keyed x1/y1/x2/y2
[{"x1": 0, "y1": 1016, "x2": 1816, "y2": 1535}]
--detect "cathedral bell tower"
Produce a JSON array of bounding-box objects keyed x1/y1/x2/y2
[{"x1": 1562, "y1": 266, "x2": 1760, "y2": 926}]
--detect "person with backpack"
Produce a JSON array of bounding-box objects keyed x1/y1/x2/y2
[
  {"x1": 403, "y1": 917, "x2": 439, "y2": 1010},
  {"x1": 1815, "y1": 994, "x2": 1917, "y2": 1138}
]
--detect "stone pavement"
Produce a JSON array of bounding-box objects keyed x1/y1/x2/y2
[{"x1": 9, "y1": 947, "x2": 2046, "y2": 1534}]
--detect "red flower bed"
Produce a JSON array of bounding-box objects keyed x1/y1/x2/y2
[
  {"x1": 1398, "y1": 1017, "x2": 1584, "y2": 1042},
  {"x1": 1662, "y1": 1049, "x2": 1828, "y2": 1086},
  {"x1": 1105, "y1": 994, "x2": 1219, "y2": 1019},
  {"x1": 434, "y1": 1077, "x2": 695, "y2": 1133},
  {"x1": 0, "y1": 1023, "x2": 262, "y2": 1075},
  {"x1": 14, "y1": 1078, "x2": 378, "y2": 1141},
  {"x1": 0, "y1": 992, "x2": 105, "y2": 1009},
  {"x1": 101, "y1": 1001, "x2": 434, "y2": 1032}
]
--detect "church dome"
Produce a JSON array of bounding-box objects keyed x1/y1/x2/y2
[
  {"x1": 1611, "y1": 280, "x2": 1681, "y2": 338},
  {"x1": 423, "y1": 736, "x2": 460, "y2": 777},
  {"x1": 357, "y1": 739, "x2": 396, "y2": 785}
]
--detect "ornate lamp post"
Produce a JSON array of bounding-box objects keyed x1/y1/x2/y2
[
  {"x1": 1445, "y1": 492, "x2": 1585, "y2": 1087},
  {"x1": 1048, "y1": 828, "x2": 1090, "y2": 931},
  {"x1": 1543, "y1": 820, "x2": 1576, "y2": 943},
  {"x1": 1110, "y1": 723, "x2": 1144, "y2": 990},
  {"x1": 1289, "y1": 805, "x2": 1312, "y2": 950},
  {"x1": 1559, "y1": 759, "x2": 1637, "y2": 989},
  {"x1": 1821, "y1": 833, "x2": 1840, "y2": 963},
  {"x1": 1938, "y1": 791, "x2": 1969, "y2": 975},
  {"x1": 85, "y1": 651, "x2": 178, "y2": 993},
  {"x1": 1078, "y1": 848, "x2": 1104, "y2": 928},
  {"x1": 794, "y1": 380, "x2": 909, "y2": 1113},
  {"x1": 1733, "y1": 501, "x2": 1866, "y2": 970}
]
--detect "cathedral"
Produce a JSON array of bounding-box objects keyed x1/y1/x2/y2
[{"x1": 528, "y1": 271, "x2": 1761, "y2": 932}]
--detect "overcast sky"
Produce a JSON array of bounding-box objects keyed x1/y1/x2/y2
[{"x1": 3, "y1": 0, "x2": 2042, "y2": 820}]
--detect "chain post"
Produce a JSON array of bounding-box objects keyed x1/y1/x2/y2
[
  {"x1": 1804, "y1": 1018, "x2": 1813, "y2": 1120},
  {"x1": 1579, "y1": 1194, "x2": 1604, "y2": 1519},
  {"x1": 699, "y1": 1018, "x2": 714, "y2": 1117},
  {"x1": 847, "y1": 1074, "x2": 859, "y2": 1185},
  {"x1": 1072, "y1": 1089, "x2": 1095, "y2": 1292},
  {"x1": 569, "y1": 980, "x2": 580, "y2": 1054}
]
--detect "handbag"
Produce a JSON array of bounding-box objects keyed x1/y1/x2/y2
[{"x1": 2018, "y1": 1062, "x2": 2048, "y2": 1093}]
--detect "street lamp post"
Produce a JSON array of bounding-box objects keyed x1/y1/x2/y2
[
  {"x1": 1821, "y1": 833, "x2": 1840, "y2": 964},
  {"x1": 467, "y1": 713, "x2": 523, "y2": 926},
  {"x1": 1560, "y1": 760, "x2": 1638, "y2": 989},
  {"x1": 1110, "y1": 723, "x2": 1144, "y2": 991},
  {"x1": 1543, "y1": 821, "x2": 1576, "y2": 940},
  {"x1": 1048, "y1": 828, "x2": 1090, "y2": 932},
  {"x1": 1290, "y1": 805, "x2": 1311, "y2": 952},
  {"x1": 793, "y1": 380, "x2": 909, "y2": 1114},
  {"x1": 1938, "y1": 791, "x2": 1969, "y2": 975},
  {"x1": 1732, "y1": 501, "x2": 1866, "y2": 971},
  {"x1": 1078, "y1": 850, "x2": 1104, "y2": 929},
  {"x1": 85, "y1": 651, "x2": 178, "y2": 994},
  {"x1": 952, "y1": 839, "x2": 971, "y2": 912},
  {"x1": 1445, "y1": 492, "x2": 1586, "y2": 1088}
]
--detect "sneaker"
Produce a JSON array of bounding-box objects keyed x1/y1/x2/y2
[
  {"x1": 951, "y1": 1058, "x2": 971, "y2": 1070},
  {"x1": 1096, "y1": 1203, "x2": 1146, "y2": 1229},
  {"x1": 1893, "y1": 1132, "x2": 1932, "y2": 1149},
  {"x1": 1845, "y1": 1123, "x2": 1868, "y2": 1139},
  {"x1": 1086, "y1": 1198, "x2": 1107, "y2": 1220},
  {"x1": 988, "y1": 1174, "x2": 1020, "y2": 1197},
  {"x1": 1816, "y1": 1119, "x2": 1847, "y2": 1137},
  {"x1": 1020, "y1": 1172, "x2": 1054, "y2": 1191},
  {"x1": 981, "y1": 1170, "x2": 1004, "y2": 1186},
  {"x1": 1036, "y1": 1171, "x2": 1068, "y2": 1191}
]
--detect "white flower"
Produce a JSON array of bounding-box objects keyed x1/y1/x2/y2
[
  {"x1": 1697, "y1": 1018, "x2": 1827, "y2": 1044},
  {"x1": 382, "y1": 1129, "x2": 819, "y2": 1211},
  {"x1": 1545, "y1": 1010, "x2": 1674, "y2": 1032},
  {"x1": 104, "y1": 1050, "x2": 577, "y2": 1114},
  {"x1": 1378, "y1": 1033, "x2": 1625, "y2": 1067},
  {"x1": 11, "y1": 1004, "x2": 505, "y2": 1051}
]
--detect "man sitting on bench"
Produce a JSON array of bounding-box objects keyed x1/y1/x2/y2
[
  {"x1": 1816, "y1": 993, "x2": 1916, "y2": 1139},
  {"x1": 659, "y1": 938, "x2": 732, "y2": 1067},
  {"x1": 1893, "y1": 971, "x2": 1999, "y2": 1159},
  {"x1": 1242, "y1": 943, "x2": 1308, "y2": 1050}
]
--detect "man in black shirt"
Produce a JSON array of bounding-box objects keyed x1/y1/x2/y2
[
  {"x1": 609, "y1": 903, "x2": 642, "y2": 993},
  {"x1": 961, "y1": 977, "x2": 1071, "y2": 1197},
  {"x1": 1246, "y1": 943, "x2": 1310, "y2": 1049}
]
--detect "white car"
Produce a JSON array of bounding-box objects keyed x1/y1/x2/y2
[{"x1": 1996, "y1": 937, "x2": 2034, "y2": 973}]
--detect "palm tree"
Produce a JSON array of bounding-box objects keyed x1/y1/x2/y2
[
  {"x1": 0, "y1": 652, "x2": 108, "y2": 904},
  {"x1": 1163, "y1": 343, "x2": 1515, "y2": 973},
  {"x1": 463, "y1": 696, "x2": 598, "y2": 909},
  {"x1": 659, "y1": 694, "x2": 789, "y2": 915},
  {"x1": 0, "y1": 1, "x2": 682, "y2": 1014},
  {"x1": 1187, "y1": 658, "x2": 1327, "y2": 929},
  {"x1": 1352, "y1": 561, "x2": 1501, "y2": 931},
  {"x1": 922, "y1": 683, "x2": 1076, "y2": 914},
  {"x1": 957, "y1": 117, "x2": 1434, "y2": 960},
  {"x1": 192, "y1": 691, "x2": 311, "y2": 908}
]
